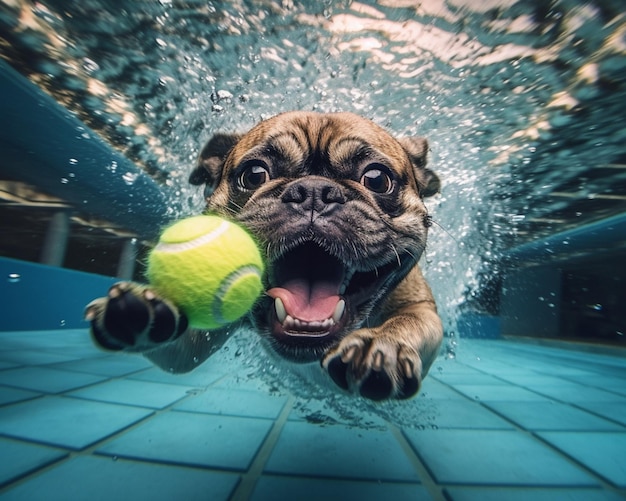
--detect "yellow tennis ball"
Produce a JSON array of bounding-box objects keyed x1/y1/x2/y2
[{"x1": 146, "y1": 215, "x2": 264, "y2": 329}]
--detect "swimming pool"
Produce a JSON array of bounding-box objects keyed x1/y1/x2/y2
[{"x1": 1, "y1": 1, "x2": 625, "y2": 499}]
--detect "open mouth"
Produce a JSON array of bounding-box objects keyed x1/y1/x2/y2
[{"x1": 266, "y1": 241, "x2": 402, "y2": 350}]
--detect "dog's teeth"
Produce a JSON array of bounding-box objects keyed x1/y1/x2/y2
[
  {"x1": 285, "y1": 315, "x2": 295, "y2": 329},
  {"x1": 332, "y1": 299, "x2": 346, "y2": 323},
  {"x1": 277, "y1": 300, "x2": 343, "y2": 332},
  {"x1": 275, "y1": 297, "x2": 287, "y2": 323}
]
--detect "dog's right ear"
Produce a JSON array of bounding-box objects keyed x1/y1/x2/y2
[{"x1": 189, "y1": 133, "x2": 242, "y2": 197}]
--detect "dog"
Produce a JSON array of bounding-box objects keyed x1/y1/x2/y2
[{"x1": 85, "y1": 111, "x2": 443, "y2": 401}]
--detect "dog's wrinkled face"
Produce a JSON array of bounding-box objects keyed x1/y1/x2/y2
[{"x1": 189, "y1": 112, "x2": 439, "y2": 363}]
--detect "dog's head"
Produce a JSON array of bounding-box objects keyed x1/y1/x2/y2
[{"x1": 189, "y1": 112, "x2": 439, "y2": 362}]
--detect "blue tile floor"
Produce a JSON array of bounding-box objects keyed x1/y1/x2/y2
[{"x1": 0, "y1": 329, "x2": 624, "y2": 500}]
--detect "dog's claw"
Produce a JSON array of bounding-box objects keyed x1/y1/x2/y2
[
  {"x1": 342, "y1": 345, "x2": 358, "y2": 363},
  {"x1": 372, "y1": 350, "x2": 384, "y2": 371}
]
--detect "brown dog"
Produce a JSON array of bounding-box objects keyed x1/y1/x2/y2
[{"x1": 86, "y1": 111, "x2": 443, "y2": 400}]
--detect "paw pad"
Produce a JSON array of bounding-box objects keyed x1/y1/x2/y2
[
  {"x1": 360, "y1": 369, "x2": 393, "y2": 401},
  {"x1": 86, "y1": 282, "x2": 188, "y2": 352}
]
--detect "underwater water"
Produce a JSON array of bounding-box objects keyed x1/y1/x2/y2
[
  {"x1": 2, "y1": 0, "x2": 625, "y2": 331},
  {"x1": 0, "y1": 0, "x2": 626, "y2": 499}
]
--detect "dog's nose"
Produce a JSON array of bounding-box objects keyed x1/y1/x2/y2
[{"x1": 282, "y1": 178, "x2": 346, "y2": 215}]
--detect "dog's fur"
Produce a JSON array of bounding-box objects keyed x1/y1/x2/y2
[{"x1": 86, "y1": 111, "x2": 443, "y2": 400}]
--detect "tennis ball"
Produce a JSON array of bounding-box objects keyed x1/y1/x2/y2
[{"x1": 146, "y1": 215, "x2": 264, "y2": 329}]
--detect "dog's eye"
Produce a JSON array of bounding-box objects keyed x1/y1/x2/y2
[
  {"x1": 360, "y1": 167, "x2": 393, "y2": 194},
  {"x1": 238, "y1": 164, "x2": 270, "y2": 191}
]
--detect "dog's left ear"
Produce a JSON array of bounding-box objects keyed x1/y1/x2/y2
[
  {"x1": 398, "y1": 137, "x2": 441, "y2": 198},
  {"x1": 189, "y1": 133, "x2": 242, "y2": 197}
]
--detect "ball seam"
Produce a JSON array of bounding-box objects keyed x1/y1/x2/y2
[
  {"x1": 154, "y1": 220, "x2": 230, "y2": 253},
  {"x1": 212, "y1": 265, "x2": 263, "y2": 324}
]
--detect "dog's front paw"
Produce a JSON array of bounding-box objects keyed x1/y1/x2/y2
[
  {"x1": 85, "y1": 282, "x2": 188, "y2": 352},
  {"x1": 321, "y1": 329, "x2": 422, "y2": 401}
]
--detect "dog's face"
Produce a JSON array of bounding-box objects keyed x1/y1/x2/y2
[{"x1": 189, "y1": 112, "x2": 439, "y2": 363}]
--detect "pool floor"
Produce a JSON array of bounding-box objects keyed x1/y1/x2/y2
[{"x1": 0, "y1": 330, "x2": 624, "y2": 500}]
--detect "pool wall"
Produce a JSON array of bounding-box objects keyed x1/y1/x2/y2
[
  {"x1": 0, "y1": 256, "x2": 116, "y2": 332},
  {"x1": 0, "y1": 60, "x2": 173, "y2": 241}
]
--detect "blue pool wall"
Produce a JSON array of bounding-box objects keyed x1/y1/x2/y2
[
  {"x1": 455, "y1": 313, "x2": 501, "y2": 339},
  {"x1": 0, "y1": 59, "x2": 174, "y2": 242},
  {"x1": 500, "y1": 265, "x2": 562, "y2": 338},
  {"x1": 0, "y1": 256, "x2": 116, "y2": 332}
]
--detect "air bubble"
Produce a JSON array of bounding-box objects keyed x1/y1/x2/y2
[
  {"x1": 216, "y1": 90, "x2": 233, "y2": 100},
  {"x1": 122, "y1": 172, "x2": 139, "y2": 185},
  {"x1": 7, "y1": 273, "x2": 21, "y2": 283},
  {"x1": 445, "y1": 339, "x2": 457, "y2": 359},
  {"x1": 82, "y1": 58, "x2": 100, "y2": 73}
]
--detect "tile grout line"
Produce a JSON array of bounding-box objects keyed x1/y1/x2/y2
[
  {"x1": 530, "y1": 431, "x2": 626, "y2": 497},
  {"x1": 2, "y1": 339, "x2": 625, "y2": 498},
  {"x1": 434, "y1": 375, "x2": 626, "y2": 494},
  {"x1": 0, "y1": 364, "x2": 158, "y2": 494},
  {"x1": 0, "y1": 370, "x2": 244, "y2": 495},
  {"x1": 387, "y1": 424, "x2": 447, "y2": 501},
  {"x1": 0, "y1": 436, "x2": 69, "y2": 494},
  {"x1": 229, "y1": 394, "x2": 295, "y2": 501}
]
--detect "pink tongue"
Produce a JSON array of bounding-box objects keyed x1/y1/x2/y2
[{"x1": 267, "y1": 279, "x2": 340, "y2": 322}]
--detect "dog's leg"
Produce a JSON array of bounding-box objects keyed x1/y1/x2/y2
[
  {"x1": 85, "y1": 281, "x2": 228, "y2": 372},
  {"x1": 322, "y1": 267, "x2": 443, "y2": 400}
]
